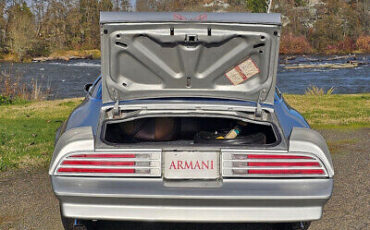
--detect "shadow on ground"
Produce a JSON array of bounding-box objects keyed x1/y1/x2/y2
[
  {"x1": 92, "y1": 222, "x2": 292, "y2": 230},
  {"x1": 95, "y1": 221, "x2": 282, "y2": 230}
]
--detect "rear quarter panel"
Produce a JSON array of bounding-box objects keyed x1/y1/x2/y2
[{"x1": 274, "y1": 92, "x2": 309, "y2": 138}]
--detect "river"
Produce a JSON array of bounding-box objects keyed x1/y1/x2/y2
[{"x1": 0, "y1": 55, "x2": 368, "y2": 99}]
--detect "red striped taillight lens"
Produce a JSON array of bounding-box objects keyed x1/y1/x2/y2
[
  {"x1": 222, "y1": 151, "x2": 327, "y2": 177},
  {"x1": 55, "y1": 151, "x2": 161, "y2": 177}
]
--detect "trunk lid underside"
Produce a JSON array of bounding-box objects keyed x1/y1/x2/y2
[{"x1": 100, "y1": 12, "x2": 281, "y2": 105}]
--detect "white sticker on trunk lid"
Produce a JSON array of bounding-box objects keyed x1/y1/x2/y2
[{"x1": 225, "y1": 58, "x2": 260, "y2": 85}]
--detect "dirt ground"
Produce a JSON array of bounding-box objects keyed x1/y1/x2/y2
[{"x1": 0, "y1": 129, "x2": 369, "y2": 230}]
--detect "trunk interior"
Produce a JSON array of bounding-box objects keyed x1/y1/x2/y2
[{"x1": 103, "y1": 116, "x2": 278, "y2": 146}]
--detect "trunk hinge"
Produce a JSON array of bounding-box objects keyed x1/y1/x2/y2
[
  {"x1": 113, "y1": 90, "x2": 121, "y2": 118},
  {"x1": 113, "y1": 100, "x2": 121, "y2": 118},
  {"x1": 255, "y1": 91, "x2": 263, "y2": 118}
]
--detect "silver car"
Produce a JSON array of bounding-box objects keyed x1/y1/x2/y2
[{"x1": 49, "y1": 12, "x2": 334, "y2": 230}]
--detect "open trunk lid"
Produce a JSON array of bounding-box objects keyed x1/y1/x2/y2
[{"x1": 100, "y1": 12, "x2": 281, "y2": 105}]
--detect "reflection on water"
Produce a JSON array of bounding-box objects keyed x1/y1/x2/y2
[{"x1": 0, "y1": 55, "x2": 369, "y2": 99}]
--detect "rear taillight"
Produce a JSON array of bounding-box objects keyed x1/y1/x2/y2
[
  {"x1": 55, "y1": 151, "x2": 161, "y2": 177},
  {"x1": 222, "y1": 151, "x2": 327, "y2": 177}
]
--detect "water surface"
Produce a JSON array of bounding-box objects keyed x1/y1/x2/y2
[{"x1": 0, "y1": 55, "x2": 368, "y2": 99}]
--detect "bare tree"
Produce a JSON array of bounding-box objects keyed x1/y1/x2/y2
[
  {"x1": 0, "y1": 0, "x2": 6, "y2": 50},
  {"x1": 121, "y1": 0, "x2": 131, "y2": 11}
]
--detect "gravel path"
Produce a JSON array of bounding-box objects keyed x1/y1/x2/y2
[{"x1": 0, "y1": 129, "x2": 369, "y2": 230}]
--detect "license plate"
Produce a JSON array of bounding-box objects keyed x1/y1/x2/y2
[{"x1": 164, "y1": 151, "x2": 219, "y2": 179}]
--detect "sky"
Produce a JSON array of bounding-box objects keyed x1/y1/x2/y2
[{"x1": 130, "y1": 0, "x2": 136, "y2": 9}]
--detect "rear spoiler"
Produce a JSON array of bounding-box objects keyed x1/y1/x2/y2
[{"x1": 100, "y1": 12, "x2": 281, "y2": 25}]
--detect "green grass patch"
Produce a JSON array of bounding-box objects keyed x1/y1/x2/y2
[
  {"x1": 0, "y1": 98, "x2": 83, "y2": 171},
  {"x1": 0, "y1": 94, "x2": 369, "y2": 171},
  {"x1": 284, "y1": 94, "x2": 370, "y2": 129},
  {"x1": 0, "y1": 95, "x2": 32, "y2": 106}
]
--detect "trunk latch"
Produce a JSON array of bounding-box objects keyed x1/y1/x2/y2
[{"x1": 185, "y1": 34, "x2": 198, "y2": 44}]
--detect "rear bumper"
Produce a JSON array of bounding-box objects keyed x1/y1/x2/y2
[{"x1": 52, "y1": 176, "x2": 333, "y2": 223}]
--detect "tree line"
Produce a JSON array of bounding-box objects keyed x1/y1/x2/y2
[
  {"x1": 0, "y1": 0, "x2": 131, "y2": 61},
  {"x1": 0, "y1": 0, "x2": 368, "y2": 61}
]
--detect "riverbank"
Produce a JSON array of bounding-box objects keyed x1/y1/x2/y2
[
  {"x1": 33, "y1": 49, "x2": 101, "y2": 62},
  {"x1": 0, "y1": 49, "x2": 369, "y2": 63},
  {"x1": 0, "y1": 49, "x2": 101, "y2": 63},
  {"x1": 0, "y1": 94, "x2": 369, "y2": 172}
]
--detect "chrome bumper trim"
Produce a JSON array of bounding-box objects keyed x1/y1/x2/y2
[{"x1": 52, "y1": 177, "x2": 333, "y2": 222}]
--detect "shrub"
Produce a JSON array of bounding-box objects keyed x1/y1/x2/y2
[
  {"x1": 305, "y1": 85, "x2": 334, "y2": 96},
  {"x1": 334, "y1": 37, "x2": 356, "y2": 53},
  {"x1": 356, "y1": 35, "x2": 370, "y2": 53},
  {"x1": 26, "y1": 40, "x2": 50, "y2": 58},
  {"x1": 1, "y1": 53, "x2": 21, "y2": 62},
  {"x1": 0, "y1": 95, "x2": 12, "y2": 105},
  {"x1": 0, "y1": 68, "x2": 52, "y2": 103},
  {"x1": 280, "y1": 33, "x2": 313, "y2": 55},
  {"x1": 325, "y1": 37, "x2": 356, "y2": 54}
]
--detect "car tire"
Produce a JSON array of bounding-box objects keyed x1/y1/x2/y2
[
  {"x1": 274, "y1": 222, "x2": 311, "y2": 230},
  {"x1": 60, "y1": 205, "x2": 95, "y2": 230}
]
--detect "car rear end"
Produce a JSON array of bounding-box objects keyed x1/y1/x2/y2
[
  {"x1": 50, "y1": 107, "x2": 333, "y2": 223},
  {"x1": 52, "y1": 156, "x2": 332, "y2": 223},
  {"x1": 49, "y1": 12, "x2": 334, "y2": 229}
]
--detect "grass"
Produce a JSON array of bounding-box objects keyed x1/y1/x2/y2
[
  {"x1": 284, "y1": 94, "x2": 370, "y2": 129},
  {"x1": 0, "y1": 98, "x2": 83, "y2": 171},
  {"x1": 0, "y1": 94, "x2": 369, "y2": 172}
]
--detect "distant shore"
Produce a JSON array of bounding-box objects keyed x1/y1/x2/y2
[
  {"x1": 0, "y1": 49, "x2": 369, "y2": 63},
  {"x1": 0, "y1": 49, "x2": 101, "y2": 63}
]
